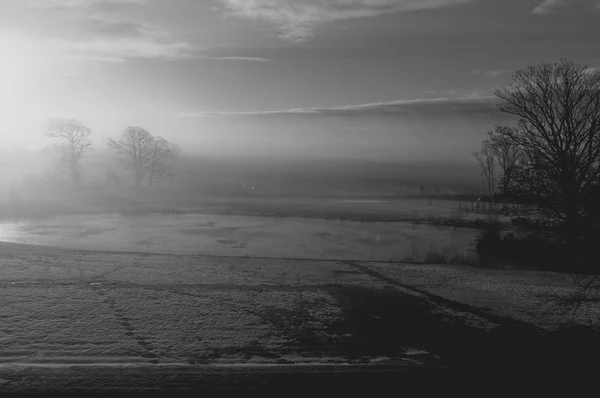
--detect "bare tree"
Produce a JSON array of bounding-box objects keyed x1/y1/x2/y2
[
  {"x1": 168, "y1": 141, "x2": 184, "y2": 158},
  {"x1": 146, "y1": 137, "x2": 172, "y2": 187},
  {"x1": 473, "y1": 143, "x2": 496, "y2": 198},
  {"x1": 45, "y1": 118, "x2": 92, "y2": 185},
  {"x1": 107, "y1": 127, "x2": 155, "y2": 187},
  {"x1": 487, "y1": 126, "x2": 525, "y2": 197},
  {"x1": 495, "y1": 59, "x2": 600, "y2": 259},
  {"x1": 107, "y1": 127, "x2": 174, "y2": 187}
]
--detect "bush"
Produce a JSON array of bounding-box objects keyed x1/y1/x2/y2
[
  {"x1": 423, "y1": 251, "x2": 448, "y2": 264},
  {"x1": 475, "y1": 226, "x2": 570, "y2": 271},
  {"x1": 510, "y1": 217, "x2": 530, "y2": 228}
]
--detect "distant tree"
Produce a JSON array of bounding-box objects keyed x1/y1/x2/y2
[
  {"x1": 168, "y1": 141, "x2": 184, "y2": 158},
  {"x1": 105, "y1": 168, "x2": 122, "y2": 187},
  {"x1": 146, "y1": 137, "x2": 172, "y2": 187},
  {"x1": 44, "y1": 118, "x2": 92, "y2": 185},
  {"x1": 495, "y1": 59, "x2": 600, "y2": 262},
  {"x1": 107, "y1": 127, "x2": 154, "y2": 186},
  {"x1": 107, "y1": 127, "x2": 174, "y2": 187},
  {"x1": 473, "y1": 143, "x2": 496, "y2": 198},
  {"x1": 487, "y1": 126, "x2": 525, "y2": 197}
]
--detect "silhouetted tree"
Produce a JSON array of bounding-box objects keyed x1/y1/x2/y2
[
  {"x1": 146, "y1": 137, "x2": 172, "y2": 187},
  {"x1": 473, "y1": 143, "x2": 496, "y2": 198},
  {"x1": 487, "y1": 126, "x2": 525, "y2": 197},
  {"x1": 107, "y1": 127, "x2": 174, "y2": 187},
  {"x1": 495, "y1": 59, "x2": 600, "y2": 262},
  {"x1": 107, "y1": 126, "x2": 155, "y2": 187},
  {"x1": 45, "y1": 118, "x2": 92, "y2": 185}
]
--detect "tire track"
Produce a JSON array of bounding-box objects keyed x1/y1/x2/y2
[
  {"x1": 341, "y1": 260, "x2": 539, "y2": 331},
  {"x1": 90, "y1": 286, "x2": 159, "y2": 364}
]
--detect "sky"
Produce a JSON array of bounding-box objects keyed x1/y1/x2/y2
[{"x1": 0, "y1": 0, "x2": 599, "y2": 161}]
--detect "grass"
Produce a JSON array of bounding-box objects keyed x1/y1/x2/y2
[
  {"x1": 360, "y1": 261, "x2": 600, "y2": 328},
  {"x1": 0, "y1": 241, "x2": 599, "y2": 396},
  {"x1": 400, "y1": 246, "x2": 480, "y2": 266},
  {"x1": 2, "y1": 240, "x2": 597, "y2": 331},
  {"x1": 0, "y1": 285, "x2": 142, "y2": 361}
]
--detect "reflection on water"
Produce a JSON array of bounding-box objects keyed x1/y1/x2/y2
[{"x1": 0, "y1": 213, "x2": 478, "y2": 261}]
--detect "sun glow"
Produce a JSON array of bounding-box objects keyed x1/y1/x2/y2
[
  {"x1": 0, "y1": 58, "x2": 20, "y2": 129},
  {"x1": 0, "y1": 37, "x2": 46, "y2": 148}
]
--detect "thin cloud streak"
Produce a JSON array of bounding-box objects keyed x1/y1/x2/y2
[
  {"x1": 200, "y1": 56, "x2": 272, "y2": 62},
  {"x1": 177, "y1": 95, "x2": 500, "y2": 119},
  {"x1": 218, "y1": 0, "x2": 481, "y2": 42},
  {"x1": 469, "y1": 69, "x2": 509, "y2": 77},
  {"x1": 531, "y1": 0, "x2": 569, "y2": 14},
  {"x1": 35, "y1": 0, "x2": 148, "y2": 8}
]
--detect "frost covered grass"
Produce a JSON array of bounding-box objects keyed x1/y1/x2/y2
[
  {"x1": 0, "y1": 283, "x2": 353, "y2": 365},
  {"x1": 360, "y1": 262, "x2": 599, "y2": 328},
  {"x1": 0, "y1": 242, "x2": 386, "y2": 288},
  {"x1": 0, "y1": 241, "x2": 598, "y2": 371},
  {"x1": 0, "y1": 285, "x2": 142, "y2": 362}
]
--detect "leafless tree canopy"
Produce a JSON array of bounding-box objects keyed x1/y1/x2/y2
[
  {"x1": 45, "y1": 118, "x2": 92, "y2": 185},
  {"x1": 473, "y1": 144, "x2": 496, "y2": 198},
  {"x1": 147, "y1": 137, "x2": 172, "y2": 186},
  {"x1": 495, "y1": 60, "x2": 600, "y2": 247},
  {"x1": 487, "y1": 126, "x2": 526, "y2": 196},
  {"x1": 107, "y1": 126, "x2": 172, "y2": 187}
]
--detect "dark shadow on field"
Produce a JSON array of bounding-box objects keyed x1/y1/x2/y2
[
  {"x1": 176, "y1": 284, "x2": 600, "y2": 395},
  {"x1": 198, "y1": 284, "x2": 599, "y2": 379},
  {"x1": 326, "y1": 286, "x2": 599, "y2": 369}
]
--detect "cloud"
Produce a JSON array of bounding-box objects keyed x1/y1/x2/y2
[
  {"x1": 0, "y1": 1, "x2": 271, "y2": 64},
  {"x1": 531, "y1": 0, "x2": 569, "y2": 14},
  {"x1": 177, "y1": 95, "x2": 506, "y2": 120},
  {"x1": 36, "y1": 0, "x2": 147, "y2": 8},
  {"x1": 200, "y1": 56, "x2": 272, "y2": 62},
  {"x1": 66, "y1": 38, "x2": 196, "y2": 62},
  {"x1": 469, "y1": 69, "x2": 509, "y2": 78},
  {"x1": 217, "y1": 0, "x2": 480, "y2": 42},
  {"x1": 5, "y1": 0, "x2": 196, "y2": 63}
]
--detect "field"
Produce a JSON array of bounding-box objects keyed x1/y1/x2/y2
[
  {"x1": 1, "y1": 238, "x2": 599, "y2": 394},
  {"x1": 0, "y1": 157, "x2": 598, "y2": 394}
]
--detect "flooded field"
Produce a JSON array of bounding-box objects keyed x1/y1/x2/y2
[{"x1": 0, "y1": 213, "x2": 478, "y2": 261}]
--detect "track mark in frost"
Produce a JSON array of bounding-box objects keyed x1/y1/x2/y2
[
  {"x1": 342, "y1": 261, "x2": 524, "y2": 330},
  {"x1": 91, "y1": 286, "x2": 159, "y2": 363}
]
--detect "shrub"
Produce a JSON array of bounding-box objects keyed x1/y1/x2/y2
[
  {"x1": 474, "y1": 226, "x2": 573, "y2": 271},
  {"x1": 423, "y1": 251, "x2": 448, "y2": 264},
  {"x1": 511, "y1": 217, "x2": 530, "y2": 228}
]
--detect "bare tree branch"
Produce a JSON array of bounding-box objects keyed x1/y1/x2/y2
[
  {"x1": 495, "y1": 60, "x2": 600, "y2": 243},
  {"x1": 474, "y1": 143, "x2": 497, "y2": 198},
  {"x1": 44, "y1": 118, "x2": 92, "y2": 185},
  {"x1": 107, "y1": 127, "x2": 173, "y2": 187},
  {"x1": 145, "y1": 137, "x2": 172, "y2": 187}
]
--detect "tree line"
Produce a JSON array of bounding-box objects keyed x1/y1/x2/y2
[{"x1": 45, "y1": 121, "x2": 176, "y2": 187}]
